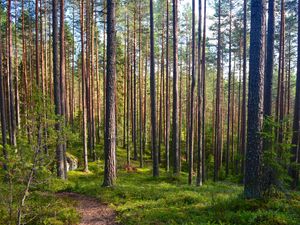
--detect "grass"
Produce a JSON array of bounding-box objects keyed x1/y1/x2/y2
[
  {"x1": 0, "y1": 184, "x2": 80, "y2": 225},
  {"x1": 49, "y1": 146, "x2": 300, "y2": 225},
  {"x1": 1, "y1": 145, "x2": 299, "y2": 224}
]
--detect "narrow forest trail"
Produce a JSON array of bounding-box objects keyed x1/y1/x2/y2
[{"x1": 56, "y1": 192, "x2": 117, "y2": 225}]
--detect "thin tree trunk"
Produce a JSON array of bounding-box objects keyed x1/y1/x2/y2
[
  {"x1": 80, "y1": 0, "x2": 89, "y2": 172},
  {"x1": 214, "y1": 0, "x2": 221, "y2": 182},
  {"x1": 7, "y1": 0, "x2": 16, "y2": 146},
  {"x1": 165, "y1": 0, "x2": 170, "y2": 172},
  {"x1": 196, "y1": 0, "x2": 203, "y2": 186},
  {"x1": 241, "y1": 0, "x2": 247, "y2": 175},
  {"x1": 0, "y1": 18, "x2": 8, "y2": 164},
  {"x1": 201, "y1": 0, "x2": 207, "y2": 181},
  {"x1": 172, "y1": 0, "x2": 179, "y2": 175},
  {"x1": 188, "y1": 0, "x2": 196, "y2": 185},
  {"x1": 138, "y1": 3, "x2": 143, "y2": 168},
  {"x1": 226, "y1": 0, "x2": 232, "y2": 176}
]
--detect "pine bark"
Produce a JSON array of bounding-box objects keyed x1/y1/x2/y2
[
  {"x1": 244, "y1": 0, "x2": 266, "y2": 199},
  {"x1": 103, "y1": 0, "x2": 117, "y2": 186},
  {"x1": 289, "y1": 0, "x2": 300, "y2": 189},
  {"x1": 172, "y1": 0, "x2": 180, "y2": 175},
  {"x1": 150, "y1": 0, "x2": 159, "y2": 177},
  {"x1": 52, "y1": 0, "x2": 65, "y2": 179}
]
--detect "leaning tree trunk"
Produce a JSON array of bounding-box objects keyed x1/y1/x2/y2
[{"x1": 244, "y1": 0, "x2": 266, "y2": 199}]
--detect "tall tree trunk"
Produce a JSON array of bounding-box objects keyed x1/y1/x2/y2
[
  {"x1": 165, "y1": 0, "x2": 170, "y2": 172},
  {"x1": 188, "y1": 0, "x2": 196, "y2": 185},
  {"x1": 7, "y1": 0, "x2": 16, "y2": 146},
  {"x1": 172, "y1": 0, "x2": 180, "y2": 175},
  {"x1": 275, "y1": 0, "x2": 285, "y2": 152},
  {"x1": 289, "y1": 0, "x2": 300, "y2": 189},
  {"x1": 214, "y1": 0, "x2": 221, "y2": 182},
  {"x1": 150, "y1": 0, "x2": 159, "y2": 177},
  {"x1": 52, "y1": 0, "x2": 65, "y2": 179},
  {"x1": 0, "y1": 19, "x2": 8, "y2": 164},
  {"x1": 226, "y1": 0, "x2": 232, "y2": 176},
  {"x1": 133, "y1": 10, "x2": 137, "y2": 161},
  {"x1": 80, "y1": 0, "x2": 89, "y2": 172},
  {"x1": 241, "y1": 0, "x2": 247, "y2": 175},
  {"x1": 103, "y1": 0, "x2": 117, "y2": 186},
  {"x1": 22, "y1": 0, "x2": 29, "y2": 140},
  {"x1": 196, "y1": 0, "x2": 203, "y2": 186},
  {"x1": 60, "y1": 0, "x2": 67, "y2": 179},
  {"x1": 244, "y1": 0, "x2": 266, "y2": 199},
  {"x1": 138, "y1": 3, "x2": 143, "y2": 168},
  {"x1": 263, "y1": 0, "x2": 274, "y2": 117},
  {"x1": 201, "y1": 0, "x2": 207, "y2": 181},
  {"x1": 14, "y1": 0, "x2": 20, "y2": 130},
  {"x1": 126, "y1": 16, "x2": 131, "y2": 166}
]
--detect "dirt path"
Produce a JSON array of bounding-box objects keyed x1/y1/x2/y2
[{"x1": 57, "y1": 192, "x2": 117, "y2": 225}]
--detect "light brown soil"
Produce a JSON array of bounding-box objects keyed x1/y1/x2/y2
[{"x1": 57, "y1": 192, "x2": 117, "y2": 225}]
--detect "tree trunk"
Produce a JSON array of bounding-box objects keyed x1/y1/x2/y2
[
  {"x1": 7, "y1": 0, "x2": 16, "y2": 146},
  {"x1": 103, "y1": 0, "x2": 117, "y2": 187},
  {"x1": 196, "y1": 0, "x2": 203, "y2": 186},
  {"x1": 241, "y1": 0, "x2": 247, "y2": 175},
  {"x1": 289, "y1": 0, "x2": 300, "y2": 189},
  {"x1": 188, "y1": 0, "x2": 196, "y2": 185},
  {"x1": 165, "y1": 0, "x2": 170, "y2": 172},
  {"x1": 80, "y1": 0, "x2": 89, "y2": 172},
  {"x1": 263, "y1": 0, "x2": 274, "y2": 117},
  {"x1": 150, "y1": 0, "x2": 159, "y2": 177},
  {"x1": 214, "y1": 0, "x2": 221, "y2": 182},
  {"x1": 52, "y1": 0, "x2": 65, "y2": 179},
  {"x1": 226, "y1": 0, "x2": 232, "y2": 176},
  {"x1": 172, "y1": 0, "x2": 179, "y2": 175},
  {"x1": 0, "y1": 18, "x2": 7, "y2": 164},
  {"x1": 244, "y1": 0, "x2": 266, "y2": 199}
]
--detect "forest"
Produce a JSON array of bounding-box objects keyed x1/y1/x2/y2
[{"x1": 0, "y1": 0, "x2": 300, "y2": 224}]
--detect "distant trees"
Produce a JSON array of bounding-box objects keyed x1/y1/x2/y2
[
  {"x1": 0, "y1": 0, "x2": 299, "y2": 191},
  {"x1": 244, "y1": 0, "x2": 266, "y2": 199}
]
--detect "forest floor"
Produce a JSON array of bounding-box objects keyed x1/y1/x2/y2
[
  {"x1": 1, "y1": 146, "x2": 300, "y2": 224},
  {"x1": 50, "y1": 146, "x2": 300, "y2": 225},
  {"x1": 56, "y1": 192, "x2": 116, "y2": 225}
]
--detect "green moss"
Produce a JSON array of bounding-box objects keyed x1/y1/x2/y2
[{"x1": 53, "y1": 147, "x2": 300, "y2": 225}]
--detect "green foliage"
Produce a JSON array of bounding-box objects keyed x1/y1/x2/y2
[
  {"x1": 261, "y1": 116, "x2": 296, "y2": 196},
  {"x1": 47, "y1": 147, "x2": 300, "y2": 225},
  {"x1": 0, "y1": 90, "x2": 80, "y2": 225}
]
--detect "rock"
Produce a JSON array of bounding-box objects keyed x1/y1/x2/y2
[{"x1": 66, "y1": 152, "x2": 78, "y2": 172}]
